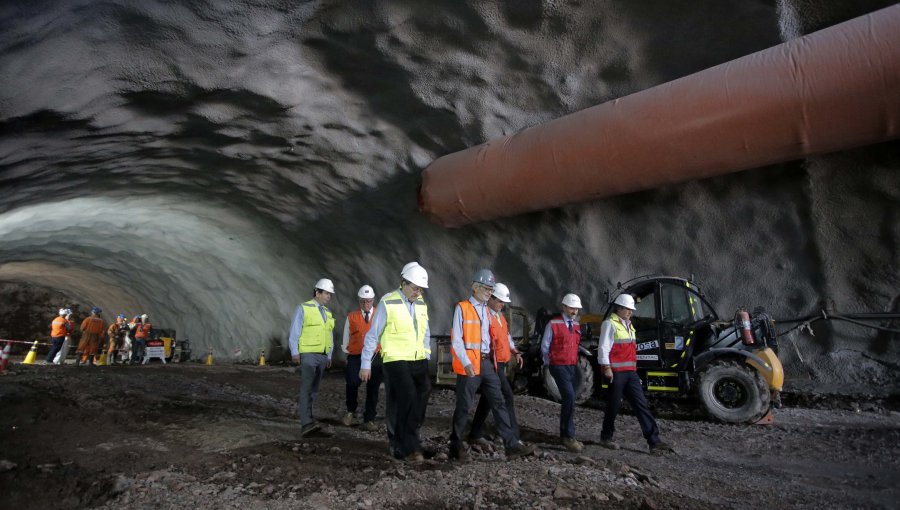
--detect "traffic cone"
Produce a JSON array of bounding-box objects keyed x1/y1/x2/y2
[
  {"x1": 205, "y1": 347, "x2": 214, "y2": 366},
  {"x1": 96, "y1": 352, "x2": 108, "y2": 366},
  {"x1": 22, "y1": 340, "x2": 39, "y2": 364},
  {"x1": 258, "y1": 349, "x2": 266, "y2": 366},
  {"x1": 0, "y1": 342, "x2": 11, "y2": 374}
]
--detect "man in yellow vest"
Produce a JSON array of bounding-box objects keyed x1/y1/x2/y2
[
  {"x1": 340, "y1": 284, "x2": 380, "y2": 431},
  {"x1": 449, "y1": 270, "x2": 535, "y2": 461},
  {"x1": 289, "y1": 278, "x2": 337, "y2": 437},
  {"x1": 359, "y1": 263, "x2": 431, "y2": 462},
  {"x1": 598, "y1": 293, "x2": 674, "y2": 454}
]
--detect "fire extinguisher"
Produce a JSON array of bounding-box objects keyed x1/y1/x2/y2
[{"x1": 735, "y1": 309, "x2": 756, "y2": 345}]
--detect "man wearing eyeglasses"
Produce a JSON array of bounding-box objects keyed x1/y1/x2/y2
[
  {"x1": 359, "y1": 263, "x2": 431, "y2": 462},
  {"x1": 448, "y1": 269, "x2": 535, "y2": 461}
]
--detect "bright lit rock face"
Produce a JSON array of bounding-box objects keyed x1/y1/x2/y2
[{"x1": 0, "y1": 1, "x2": 897, "y2": 384}]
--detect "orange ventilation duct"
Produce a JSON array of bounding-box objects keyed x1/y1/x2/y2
[{"x1": 419, "y1": 5, "x2": 900, "y2": 228}]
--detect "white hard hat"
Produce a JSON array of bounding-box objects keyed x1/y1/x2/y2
[
  {"x1": 491, "y1": 282, "x2": 511, "y2": 303},
  {"x1": 315, "y1": 278, "x2": 335, "y2": 294},
  {"x1": 357, "y1": 285, "x2": 375, "y2": 299},
  {"x1": 401, "y1": 263, "x2": 429, "y2": 288},
  {"x1": 58, "y1": 308, "x2": 68, "y2": 316},
  {"x1": 561, "y1": 293, "x2": 582, "y2": 309},
  {"x1": 141, "y1": 314, "x2": 149, "y2": 320},
  {"x1": 613, "y1": 293, "x2": 636, "y2": 310}
]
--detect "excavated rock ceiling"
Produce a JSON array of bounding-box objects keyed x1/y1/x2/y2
[{"x1": 1, "y1": 1, "x2": 897, "y2": 381}]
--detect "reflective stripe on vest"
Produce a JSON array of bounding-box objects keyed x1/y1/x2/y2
[
  {"x1": 548, "y1": 317, "x2": 580, "y2": 365},
  {"x1": 489, "y1": 312, "x2": 511, "y2": 364},
  {"x1": 379, "y1": 290, "x2": 429, "y2": 362},
  {"x1": 346, "y1": 308, "x2": 376, "y2": 355},
  {"x1": 608, "y1": 314, "x2": 637, "y2": 371},
  {"x1": 51, "y1": 316, "x2": 68, "y2": 338},
  {"x1": 299, "y1": 299, "x2": 335, "y2": 354},
  {"x1": 452, "y1": 301, "x2": 482, "y2": 376}
]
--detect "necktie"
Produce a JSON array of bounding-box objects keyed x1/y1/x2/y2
[
  {"x1": 567, "y1": 320, "x2": 573, "y2": 332},
  {"x1": 318, "y1": 305, "x2": 327, "y2": 322},
  {"x1": 364, "y1": 311, "x2": 370, "y2": 323}
]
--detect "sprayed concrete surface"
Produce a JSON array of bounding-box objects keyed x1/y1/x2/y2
[{"x1": 1, "y1": 363, "x2": 898, "y2": 509}]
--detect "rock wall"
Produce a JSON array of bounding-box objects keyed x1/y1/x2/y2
[{"x1": 0, "y1": 1, "x2": 896, "y2": 385}]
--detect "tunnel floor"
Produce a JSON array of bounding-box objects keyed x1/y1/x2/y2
[{"x1": 1, "y1": 363, "x2": 898, "y2": 509}]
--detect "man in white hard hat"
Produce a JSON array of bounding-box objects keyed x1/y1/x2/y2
[
  {"x1": 541, "y1": 293, "x2": 585, "y2": 452},
  {"x1": 340, "y1": 284, "x2": 381, "y2": 431},
  {"x1": 449, "y1": 270, "x2": 535, "y2": 461},
  {"x1": 598, "y1": 294, "x2": 674, "y2": 454},
  {"x1": 45, "y1": 308, "x2": 72, "y2": 364},
  {"x1": 359, "y1": 263, "x2": 431, "y2": 462},
  {"x1": 468, "y1": 282, "x2": 527, "y2": 448},
  {"x1": 289, "y1": 278, "x2": 337, "y2": 436}
]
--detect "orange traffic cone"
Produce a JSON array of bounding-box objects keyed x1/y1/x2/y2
[
  {"x1": 22, "y1": 340, "x2": 39, "y2": 364},
  {"x1": 0, "y1": 342, "x2": 11, "y2": 374}
]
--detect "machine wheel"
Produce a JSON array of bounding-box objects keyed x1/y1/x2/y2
[
  {"x1": 698, "y1": 360, "x2": 770, "y2": 423},
  {"x1": 542, "y1": 355, "x2": 595, "y2": 405}
]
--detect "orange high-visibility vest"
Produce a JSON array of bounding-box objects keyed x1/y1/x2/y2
[
  {"x1": 451, "y1": 301, "x2": 483, "y2": 376},
  {"x1": 51, "y1": 316, "x2": 69, "y2": 338},
  {"x1": 346, "y1": 308, "x2": 378, "y2": 355},
  {"x1": 134, "y1": 322, "x2": 152, "y2": 339},
  {"x1": 489, "y1": 312, "x2": 511, "y2": 363}
]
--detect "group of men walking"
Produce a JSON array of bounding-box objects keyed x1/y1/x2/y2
[
  {"x1": 46, "y1": 307, "x2": 154, "y2": 365},
  {"x1": 289, "y1": 261, "x2": 673, "y2": 462}
]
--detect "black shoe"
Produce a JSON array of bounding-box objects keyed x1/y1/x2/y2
[
  {"x1": 449, "y1": 444, "x2": 470, "y2": 461},
  {"x1": 300, "y1": 422, "x2": 322, "y2": 436},
  {"x1": 649, "y1": 441, "x2": 675, "y2": 455}
]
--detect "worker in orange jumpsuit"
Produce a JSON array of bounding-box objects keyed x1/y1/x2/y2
[
  {"x1": 77, "y1": 307, "x2": 106, "y2": 365},
  {"x1": 106, "y1": 314, "x2": 127, "y2": 365}
]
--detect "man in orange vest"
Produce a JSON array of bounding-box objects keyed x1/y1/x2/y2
[
  {"x1": 340, "y1": 284, "x2": 381, "y2": 431},
  {"x1": 541, "y1": 293, "x2": 584, "y2": 452},
  {"x1": 77, "y1": 307, "x2": 106, "y2": 366},
  {"x1": 449, "y1": 269, "x2": 535, "y2": 461},
  {"x1": 468, "y1": 283, "x2": 525, "y2": 445},
  {"x1": 598, "y1": 294, "x2": 674, "y2": 454},
  {"x1": 45, "y1": 308, "x2": 72, "y2": 364},
  {"x1": 106, "y1": 314, "x2": 127, "y2": 364},
  {"x1": 132, "y1": 314, "x2": 152, "y2": 364}
]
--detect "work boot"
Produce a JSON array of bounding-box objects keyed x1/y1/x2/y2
[
  {"x1": 405, "y1": 451, "x2": 425, "y2": 463},
  {"x1": 506, "y1": 442, "x2": 537, "y2": 460},
  {"x1": 449, "y1": 444, "x2": 470, "y2": 462},
  {"x1": 649, "y1": 441, "x2": 675, "y2": 456},
  {"x1": 340, "y1": 412, "x2": 354, "y2": 427},
  {"x1": 300, "y1": 422, "x2": 322, "y2": 437},
  {"x1": 599, "y1": 439, "x2": 620, "y2": 450},
  {"x1": 468, "y1": 437, "x2": 492, "y2": 449},
  {"x1": 362, "y1": 421, "x2": 378, "y2": 432},
  {"x1": 561, "y1": 437, "x2": 584, "y2": 453}
]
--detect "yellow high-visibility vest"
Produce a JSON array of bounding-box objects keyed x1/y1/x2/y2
[
  {"x1": 298, "y1": 299, "x2": 335, "y2": 354},
  {"x1": 379, "y1": 289, "x2": 429, "y2": 362}
]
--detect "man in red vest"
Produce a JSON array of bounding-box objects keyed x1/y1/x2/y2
[
  {"x1": 340, "y1": 285, "x2": 381, "y2": 431},
  {"x1": 449, "y1": 269, "x2": 535, "y2": 461},
  {"x1": 467, "y1": 282, "x2": 525, "y2": 446},
  {"x1": 541, "y1": 293, "x2": 584, "y2": 452},
  {"x1": 598, "y1": 293, "x2": 674, "y2": 454}
]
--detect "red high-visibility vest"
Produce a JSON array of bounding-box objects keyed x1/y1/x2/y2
[
  {"x1": 548, "y1": 316, "x2": 580, "y2": 365},
  {"x1": 488, "y1": 312, "x2": 511, "y2": 363},
  {"x1": 346, "y1": 308, "x2": 377, "y2": 355},
  {"x1": 607, "y1": 314, "x2": 637, "y2": 372}
]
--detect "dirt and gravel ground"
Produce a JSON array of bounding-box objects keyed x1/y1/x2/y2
[{"x1": 1, "y1": 361, "x2": 898, "y2": 510}]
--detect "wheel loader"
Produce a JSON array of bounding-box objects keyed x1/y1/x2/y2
[{"x1": 509, "y1": 276, "x2": 784, "y2": 424}]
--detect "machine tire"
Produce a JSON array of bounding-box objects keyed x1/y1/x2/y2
[
  {"x1": 542, "y1": 354, "x2": 595, "y2": 404},
  {"x1": 698, "y1": 360, "x2": 770, "y2": 423}
]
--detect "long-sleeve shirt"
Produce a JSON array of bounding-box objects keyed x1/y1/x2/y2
[
  {"x1": 451, "y1": 296, "x2": 491, "y2": 369},
  {"x1": 288, "y1": 301, "x2": 334, "y2": 360},
  {"x1": 597, "y1": 315, "x2": 632, "y2": 365},
  {"x1": 341, "y1": 308, "x2": 374, "y2": 353},
  {"x1": 541, "y1": 312, "x2": 578, "y2": 365},
  {"x1": 361, "y1": 289, "x2": 430, "y2": 370}
]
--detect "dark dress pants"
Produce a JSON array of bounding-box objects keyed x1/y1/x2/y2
[
  {"x1": 601, "y1": 370, "x2": 660, "y2": 446},
  {"x1": 469, "y1": 361, "x2": 520, "y2": 439}
]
